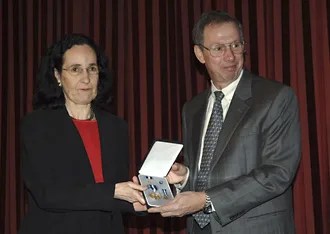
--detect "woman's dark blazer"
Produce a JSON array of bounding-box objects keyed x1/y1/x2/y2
[{"x1": 19, "y1": 107, "x2": 133, "y2": 234}]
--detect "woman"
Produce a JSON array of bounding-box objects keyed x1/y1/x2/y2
[{"x1": 19, "y1": 34, "x2": 146, "y2": 234}]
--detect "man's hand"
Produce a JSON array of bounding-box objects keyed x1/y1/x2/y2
[
  {"x1": 166, "y1": 163, "x2": 188, "y2": 185},
  {"x1": 147, "y1": 191, "x2": 206, "y2": 217}
]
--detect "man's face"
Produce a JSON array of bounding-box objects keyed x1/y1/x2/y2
[{"x1": 194, "y1": 22, "x2": 244, "y2": 89}]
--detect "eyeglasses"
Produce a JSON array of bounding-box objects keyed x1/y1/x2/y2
[
  {"x1": 62, "y1": 65, "x2": 99, "y2": 76},
  {"x1": 198, "y1": 41, "x2": 245, "y2": 57}
]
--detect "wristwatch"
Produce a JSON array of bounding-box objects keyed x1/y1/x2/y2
[{"x1": 203, "y1": 194, "x2": 213, "y2": 214}]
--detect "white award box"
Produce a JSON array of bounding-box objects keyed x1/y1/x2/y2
[{"x1": 138, "y1": 141, "x2": 183, "y2": 207}]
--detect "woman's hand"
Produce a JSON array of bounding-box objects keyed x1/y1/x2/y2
[
  {"x1": 133, "y1": 201, "x2": 147, "y2": 211},
  {"x1": 114, "y1": 176, "x2": 146, "y2": 205}
]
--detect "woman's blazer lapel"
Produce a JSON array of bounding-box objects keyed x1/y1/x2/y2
[
  {"x1": 93, "y1": 108, "x2": 129, "y2": 184},
  {"x1": 47, "y1": 109, "x2": 96, "y2": 182}
]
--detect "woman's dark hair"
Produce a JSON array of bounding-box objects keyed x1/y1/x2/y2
[{"x1": 33, "y1": 33, "x2": 112, "y2": 110}]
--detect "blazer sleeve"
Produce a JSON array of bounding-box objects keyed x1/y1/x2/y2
[
  {"x1": 20, "y1": 116, "x2": 133, "y2": 213},
  {"x1": 181, "y1": 103, "x2": 192, "y2": 191},
  {"x1": 207, "y1": 86, "x2": 301, "y2": 225}
]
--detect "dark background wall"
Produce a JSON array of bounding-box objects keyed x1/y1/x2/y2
[{"x1": 1, "y1": 0, "x2": 329, "y2": 233}]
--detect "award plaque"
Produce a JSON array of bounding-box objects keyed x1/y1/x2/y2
[
  {"x1": 138, "y1": 175, "x2": 174, "y2": 206},
  {"x1": 138, "y1": 141, "x2": 183, "y2": 207}
]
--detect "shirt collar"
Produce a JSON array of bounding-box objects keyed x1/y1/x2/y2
[{"x1": 210, "y1": 69, "x2": 243, "y2": 101}]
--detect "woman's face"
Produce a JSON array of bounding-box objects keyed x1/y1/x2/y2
[{"x1": 55, "y1": 44, "x2": 99, "y2": 106}]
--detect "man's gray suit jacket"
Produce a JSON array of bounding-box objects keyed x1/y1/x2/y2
[{"x1": 182, "y1": 70, "x2": 301, "y2": 234}]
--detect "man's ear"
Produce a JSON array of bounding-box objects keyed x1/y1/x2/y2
[{"x1": 194, "y1": 45, "x2": 205, "y2": 64}]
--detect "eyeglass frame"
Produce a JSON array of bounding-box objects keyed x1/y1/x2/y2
[
  {"x1": 62, "y1": 64, "x2": 100, "y2": 76},
  {"x1": 198, "y1": 41, "x2": 246, "y2": 57}
]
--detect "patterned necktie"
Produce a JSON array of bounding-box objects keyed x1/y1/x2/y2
[{"x1": 193, "y1": 91, "x2": 224, "y2": 228}]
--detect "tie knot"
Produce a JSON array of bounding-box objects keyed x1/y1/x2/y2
[{"x1": 214, "y1": 91, "x2": 224, "y2": 101}]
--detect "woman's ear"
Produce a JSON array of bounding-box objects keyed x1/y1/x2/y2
[
  {"x1": 194, "y1": 45, "x2": 206, "y2": 64},
  {"x1": 54, "y1": 69, "x2": 61, "y2": 87}
]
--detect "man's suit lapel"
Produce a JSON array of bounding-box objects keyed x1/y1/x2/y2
[{"x1": 210, "y1": 71, "x2": 253, "y2": 170}]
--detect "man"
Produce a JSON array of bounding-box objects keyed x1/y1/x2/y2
[{"x1": 149, "y1": 11, "x2": 301, "y2": 233}]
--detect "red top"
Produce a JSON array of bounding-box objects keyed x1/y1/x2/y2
[{"x1": 73, "y1": 119, "x2": 104, "y2": 183}]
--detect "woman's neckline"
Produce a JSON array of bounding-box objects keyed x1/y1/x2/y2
[{"x1": 67, "y1": 107, "x2": 95, "y2": 121}]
